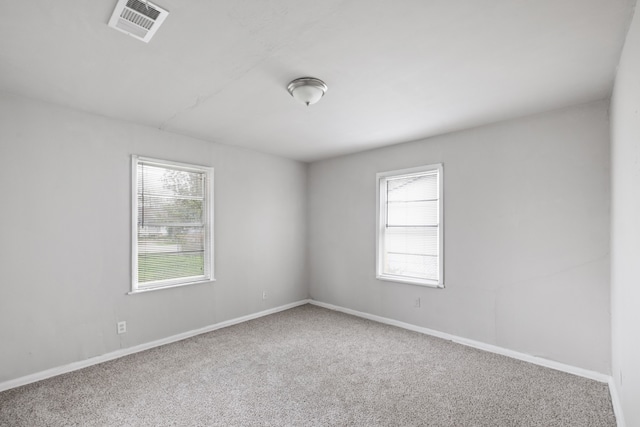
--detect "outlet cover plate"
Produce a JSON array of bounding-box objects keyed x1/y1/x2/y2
[{"x1": 117, "y1": 321, "x2": 127, "y2": 334}]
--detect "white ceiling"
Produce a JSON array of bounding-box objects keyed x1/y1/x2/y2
[{"x1": 0, "y1": 0, "x2": 635, "y2": 162}]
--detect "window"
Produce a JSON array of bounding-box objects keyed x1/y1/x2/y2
[
  {"x1": 131, "y1": 156, "x2": 214, "y2": 293},
  {"x1": 376, "y1": 164, "x2": 443, "y2": 288}
]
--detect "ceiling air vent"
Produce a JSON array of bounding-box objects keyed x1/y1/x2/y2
[{"x1": 108, "y1": 0, "x2": 169, "y2": 43}]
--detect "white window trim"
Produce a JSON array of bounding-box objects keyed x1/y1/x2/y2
[
  {"x1": 130, "y1": 155, "x2": 215, "y2": 294},
  {"x1": 376, "y1": 163, "x2": 444, "y2": 288}
]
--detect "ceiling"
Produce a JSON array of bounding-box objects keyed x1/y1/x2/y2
[{"x1": 0, "y1": 0, "x2": 635, "y2": 162}]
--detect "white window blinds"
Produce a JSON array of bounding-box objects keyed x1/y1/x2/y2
[
  {"x1": 377, "y1": 164, "x2": 443, "y2": 287},
  {"x1": 132, "y1": 156, "x2": 213, "y2": 292}
]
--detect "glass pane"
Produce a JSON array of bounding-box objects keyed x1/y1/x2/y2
[
  {"x1": 384, "y1": 252, "x2": 438, "y2": 281},
  {"x1": 387, "y1": 173, "x2": 437, "y2": 202},
  {"x1": 138, "y1": 195, "x2": 203, "y2": 225},
  {"x1": 138, "y1": 163, "x2": 204, "y2": 198},
  {"x1": 385, "y1": 227, "x2": 438, "y2": 256},
  {"x1": 138, "y1": 252, "x2": 205, "y2": 283},
  {"x1": 387, "y1": 200, "x2": 438, "y2": 226},
  {"x1": 138, "y1": 226, "x2": 205, "y2": 254},
  {"x1": 138, "y1": 225, "x2": 205, "y2": 282}
]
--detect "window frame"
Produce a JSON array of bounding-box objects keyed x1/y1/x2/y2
[
  {"x1": 130, "y1": 155, "x2": 215, "y2": 294},
  {"x1": 376, "y1": 163, "x2": 444, "y2": 288}
]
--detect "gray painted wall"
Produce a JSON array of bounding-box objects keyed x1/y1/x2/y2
[
  {"x1": 611, "y1": 7, "x2": 640, "y2": 426},
  {"x1": 0, "y1": 90, "x2": 615, "y2": 386},
  {"x1": 308, "y1": 101, "x2": 611, "y2": 374},
  {"x1": 0, "y1": 93, "x2": 308, "y2": 383}
]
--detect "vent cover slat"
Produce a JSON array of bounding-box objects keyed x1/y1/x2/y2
[
  {"x1": 121, "y1": 8, "x2": 154, "y2": 30},
  {"x1": 125, "y1": 0, "x2": 161, "y2": 20}
]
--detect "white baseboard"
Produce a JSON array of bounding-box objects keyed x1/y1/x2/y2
[
  {"x1": 609, "y1": 377, "x2": 626, "y2": 427},
  {"x1": 309, "y1": 299, "x2": 611, "y2": 383},
  {"x1": 0, "y1": 299, "x2": 311, "y2": 393},
  {"x1": 1, "y1": 298, "x2": 617, "y2": 409}
]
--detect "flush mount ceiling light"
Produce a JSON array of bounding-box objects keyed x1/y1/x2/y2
[{"x1": 287, "y1": 77, "x2": 328, "y2": 106}]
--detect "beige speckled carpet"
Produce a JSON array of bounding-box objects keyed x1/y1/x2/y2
[{"x1": 0, "y1": 304, "x2": 616, "y2": 426}]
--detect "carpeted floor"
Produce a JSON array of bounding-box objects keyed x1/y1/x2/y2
[{"x1": 0, "y1": 304, "x2": 616, "y2": 426}]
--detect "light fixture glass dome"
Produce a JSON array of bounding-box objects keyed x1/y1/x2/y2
[{"x1": 287, "y1": 77, "x2": 328, "y2": 106}]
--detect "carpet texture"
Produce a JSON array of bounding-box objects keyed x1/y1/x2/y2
[{"x1": 0, "y1": 304, "x2": 616, "y2": 426}]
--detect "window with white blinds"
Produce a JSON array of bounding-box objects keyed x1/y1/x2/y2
[
  {"x1": 131, "y1": 156, "x2": 214, "y2": 292},
  {"x1": 376, "y1": 164, "x2": 443, "y2": 287}
]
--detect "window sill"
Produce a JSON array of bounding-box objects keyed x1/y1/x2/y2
[
  {"x1": 376, "y1": 274, "x2": 444, "y2": 289},
  {"x1": 128, "y1": 278, "x2": 216, "y2": 295}
]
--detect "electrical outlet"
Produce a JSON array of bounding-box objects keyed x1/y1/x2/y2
[
  {"x1": 414, "y1": 298, "x2": 421, "y2": 308},
  {"x1": 262, "y1": 291, "x2": 268, "y2": 300},
  {"x1": 117, "y1": 321, "x2": 127, "y2": 334}
]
